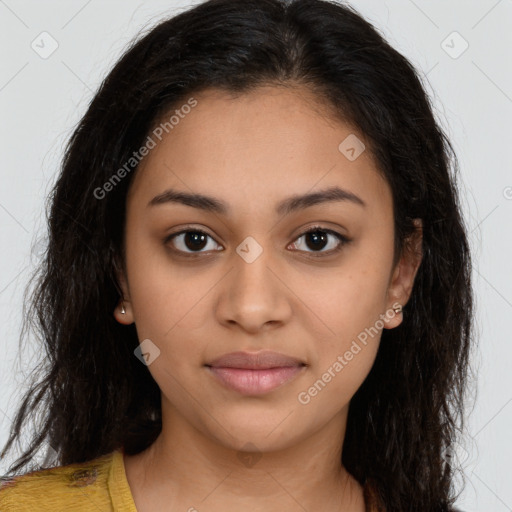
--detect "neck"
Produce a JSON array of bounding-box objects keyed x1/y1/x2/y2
[{"x1": 124, "y1": 403, "x2": 366, "y2": 512}]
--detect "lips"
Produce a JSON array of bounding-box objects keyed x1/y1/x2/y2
[
  {"x1": 206, "y1": 350, "x2": 305, "y2": 370},
  {"x1": 205, "y1": 350, "x2": 306, "y2": 395}
]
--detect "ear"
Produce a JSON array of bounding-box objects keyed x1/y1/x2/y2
[
  {"x1": 383, "y1": 219, "x2": 423, "y2": 329},
  {"x1": 113, "y1": 259, "x2": 135, "y2": 326}
]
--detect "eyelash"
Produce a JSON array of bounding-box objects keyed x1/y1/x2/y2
[{"x1": 164, "y1": 225, "x2": 351, "y2": 258}]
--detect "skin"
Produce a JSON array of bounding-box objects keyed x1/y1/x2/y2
[{"x1": 114, "y1": 85, "x2": 423, "y2": 512}]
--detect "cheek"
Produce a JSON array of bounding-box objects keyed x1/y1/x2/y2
[
  {"x1": 125, "y1": 253, "x2": 217, "y2": 384},
  {"x1": 312, "y1": 258, "x2": 392, "y2": 342},
  {"x1": 306, "y1": 279, "x2": 383, "y2": 392},
  {"x1": 130, "y1": 272, "x2": 208, "y2": 347},
  {"x1": 296, "y1": 271, "x2": 389, "y2": 415},
  {"x1": 295, "y1": 342, "x2": 378, "y2": 427}
]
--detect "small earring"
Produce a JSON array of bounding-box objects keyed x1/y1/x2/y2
[
  {"x1": 120, "y1": 302, "x2": 126, "y2": 315},
  {"x1": 393, "y1": 305, "x2": 402, "y2": 314}
]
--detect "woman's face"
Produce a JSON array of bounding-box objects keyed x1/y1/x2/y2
[{"x1": 116, "y1": 85, "x2": 422, "y2": 453}]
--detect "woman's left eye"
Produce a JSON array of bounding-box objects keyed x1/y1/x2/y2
[
  {"x1": 288, "y1": 227, "x2": 350, "y2": 256},
  {"x1": 165, "y1": 226, "x2": 350, "y2": 257}
]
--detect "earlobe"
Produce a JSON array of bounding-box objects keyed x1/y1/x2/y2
[
  {"x1": 114, "y1": 299, "x2": 134, "y2": 325},
  {"x1": 383, "y1": 300, "x2": 403, "y2": 329}
]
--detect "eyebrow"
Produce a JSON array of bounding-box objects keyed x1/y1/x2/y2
[{"x1": 147, "y1": 185, "x2": 366, "y2": 215}]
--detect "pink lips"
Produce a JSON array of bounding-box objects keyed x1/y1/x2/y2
[{"x1": 205, "y1": 350, "x2": 306, "y2": 395}]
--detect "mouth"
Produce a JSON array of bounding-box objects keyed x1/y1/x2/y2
[{"x1": 205, "y1": 350, "x2": 307, "y2": 395}]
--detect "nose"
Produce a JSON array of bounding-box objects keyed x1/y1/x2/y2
[{"x1": 214, "y1": 241, "x2": 293, "y2": 334}]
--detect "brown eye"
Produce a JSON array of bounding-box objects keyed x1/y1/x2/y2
[
  {"x1": 166, "y1": 230, "x2": 223, "y2": 254},
  {"x1": 289, "y1": 227, "x2": 349, "y2": 256}
]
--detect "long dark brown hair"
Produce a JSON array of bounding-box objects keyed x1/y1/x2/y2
[{"x1": 1, "y1": 0, "x2": 474, "y2": 510}]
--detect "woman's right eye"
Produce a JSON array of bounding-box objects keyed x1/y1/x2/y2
[{"x1": 165, "y1": 229, "x2": 223, "y2": 255}]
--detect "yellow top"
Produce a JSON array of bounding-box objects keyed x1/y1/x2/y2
[
  {"x1": 0, "y1": 449, "x2": 385, "y2": 511},
  {"x1": 0, "y1": 449, "x2": 137, "y2": 511}
]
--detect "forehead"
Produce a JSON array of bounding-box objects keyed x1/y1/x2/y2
[{"x1": 128, "y1": 85, "x2": 391, "y2": 219}]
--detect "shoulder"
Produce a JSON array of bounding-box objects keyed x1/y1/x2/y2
[{"x1": 0, "y1": 451, "x2": 117, "y2": 512}]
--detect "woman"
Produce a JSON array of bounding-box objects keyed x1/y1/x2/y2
[{"x1": 0, "y1": 0, "x2": 473, "y2": 510}]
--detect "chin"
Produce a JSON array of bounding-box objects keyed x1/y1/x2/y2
[{"x1": 202, "y1": 415, "x2": 305, "y2": 454}]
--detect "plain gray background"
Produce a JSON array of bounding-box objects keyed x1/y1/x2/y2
[{"x1": 0, "y1": 1, "x2": 511, "y2": 510}]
